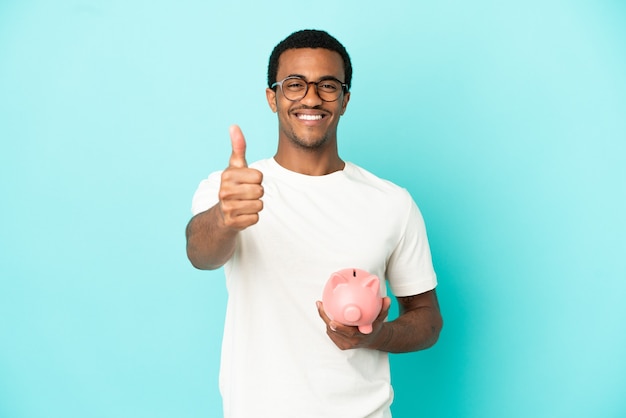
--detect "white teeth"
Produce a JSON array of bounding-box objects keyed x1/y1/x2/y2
[{"x1": 297, "y1": 114, "x2": 323, "y2": 121}]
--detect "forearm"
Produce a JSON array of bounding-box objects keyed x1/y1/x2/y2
[
  {"x1": 372, "y1": 305, "x2": 443, "y2": 354},
  {"x1": 185, "y1": 204, "x2": 238, "y2": 270}
]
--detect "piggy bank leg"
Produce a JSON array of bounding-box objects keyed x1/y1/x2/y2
[{"x1": 358, "y1": 324, "x2": 373, "y2": 334}]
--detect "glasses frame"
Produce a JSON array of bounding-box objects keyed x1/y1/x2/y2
[{"x1": 271, "y1": 76, "x2": 348, "y2": 102}]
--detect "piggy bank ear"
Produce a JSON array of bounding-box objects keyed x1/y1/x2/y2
[
  {"x1": 363, "y1": 275, "x2": 380, "y2": 294},
  {"x1": 329, "y1": 272, "x2": 349, "y2": 290}
]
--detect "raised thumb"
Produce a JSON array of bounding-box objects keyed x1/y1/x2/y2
[{"x1": 229, "y1": 124, "x2": 247, "y2": 168}]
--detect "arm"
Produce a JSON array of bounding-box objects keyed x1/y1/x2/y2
[
  {"x1": 185, "y1": 125, "x2": 264, "y2": 270},
  {"x1": 317, "y1": 289, "x2": 443, "y2": 353},
  {"x1": 185, "y1": 204, "x2": 239, "y2": 270},
  {"x1": 372, "y1": 289, "x2": 443, "y2": 353}
]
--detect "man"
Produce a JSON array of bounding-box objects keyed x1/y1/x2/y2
[{"x1": 186, "y1": 29, "x2": 443, "y2": 418}]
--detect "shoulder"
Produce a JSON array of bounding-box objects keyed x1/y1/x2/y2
[{"x1": 343, "y1": 162, "x2": 413, "y2": 204}]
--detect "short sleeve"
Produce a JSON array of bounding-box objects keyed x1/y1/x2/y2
[
  {"x1": 191, "y1": 171, "x2": 223, "y2": 216},
  {"x1": 386, "y1": 194, "x2": 437, "y2": 297}
]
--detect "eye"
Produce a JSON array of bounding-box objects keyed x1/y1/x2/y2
[
  {"x1": 285, "y1": 79, "x2": 306, "y2": 91},
  {"x1": 318, "y1": 81, "x2": 339, "y2": 92}
]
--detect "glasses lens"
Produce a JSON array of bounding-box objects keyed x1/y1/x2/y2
[
  {"x1": 317, "y1": 79, "x2": 342, "y2": 101},
  {"x1": 282, "y1": 77, "x2": 307, "y2": 101}
]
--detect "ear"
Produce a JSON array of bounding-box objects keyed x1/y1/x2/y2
[
  {"x1": 329, "y1": 272, "x2": 349, "y2": 291},
  {"x1": 340, "y1": 91, "x2": 350, "y2": 115},
  {"x1": 266, "y1": 88, "x2": 277, "y2": 113},
  {"x1": 363, "y1": 275, "x2": 380, "y2": 294}
]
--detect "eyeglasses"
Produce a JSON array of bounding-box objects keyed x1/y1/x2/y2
[{"x1": 271, "y1": 76, "x2": 348, "y2": 102}]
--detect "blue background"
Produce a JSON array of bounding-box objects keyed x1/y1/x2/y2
[{"x1": 1, "y1": 1, "x2": 625, "y2": 417}]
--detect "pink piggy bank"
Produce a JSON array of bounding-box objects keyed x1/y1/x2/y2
[{"x1": 322, "y1": 268, "x2": 383, "y2": 334}]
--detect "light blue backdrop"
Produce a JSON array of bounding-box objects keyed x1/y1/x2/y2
[{"x1": 1, "y1": 1, "x2": 625, "y2": 417}]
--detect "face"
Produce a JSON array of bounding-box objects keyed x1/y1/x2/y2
[{"x1": 266, "y1": 48, "x2": 350, "y2": 151}]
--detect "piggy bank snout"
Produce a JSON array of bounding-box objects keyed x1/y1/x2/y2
[{"x1": 343, "y1": 305, "x2": 362, "y2": 322}]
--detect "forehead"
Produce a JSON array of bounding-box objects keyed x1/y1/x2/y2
[{"x1": 276, "y1": 48, "x2": 345, "y2": 81}]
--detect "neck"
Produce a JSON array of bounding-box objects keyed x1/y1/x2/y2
[{"x1": 274, "y1": 142, "x2": 344, "y2": 176}]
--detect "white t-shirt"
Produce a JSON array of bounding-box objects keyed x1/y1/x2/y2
[{"x1": 191, "y1": 158, "x2": 437, "y2": 418}]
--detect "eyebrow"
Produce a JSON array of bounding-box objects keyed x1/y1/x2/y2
[{"x1": 285, "y1": 74, "x2": 343, "y2": 82}]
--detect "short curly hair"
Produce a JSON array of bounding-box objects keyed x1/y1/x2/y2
[{"x1": 267, "y1": 29, "x2": 352, "y2": 91}]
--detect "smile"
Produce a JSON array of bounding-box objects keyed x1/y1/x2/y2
[{"x1": 296, "y1": 113, "x2": 324, "y2": 121}]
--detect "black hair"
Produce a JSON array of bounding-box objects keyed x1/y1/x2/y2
[{"x1": 267, "y1": 29, "x2": 352, "y2": 91}]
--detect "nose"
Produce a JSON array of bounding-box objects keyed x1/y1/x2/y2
[{"x1": 299, "y1": 81, "x2": 323, "y2": 106}]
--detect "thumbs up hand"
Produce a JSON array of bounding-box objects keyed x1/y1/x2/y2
[{"x1": 218, "y1": 125, "x2": 264, "y2": 231}]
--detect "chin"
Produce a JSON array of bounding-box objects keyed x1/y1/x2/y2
[{"x1": 290, "y1": 134, "x2": 330, "y2": 150}]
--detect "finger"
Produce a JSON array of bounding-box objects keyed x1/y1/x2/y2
[
  {"x1": 331, "y1": 322, "x2": 358, "y2": 337},
  {"x1": 221, "y1": 197, "x2": 264, "y2": 214},
  {"x1": 226, "y1": 213, "x2": 260, "y2": 230},
  {"x1": 220, "y1": 168, "x2": 264, "y2": 190},
  {"x1": 218, "y1": 183, "x2": 264, "y2": 205},
  {"x1": 229, "y1": 124, "x2": 247, "y2": 168}
]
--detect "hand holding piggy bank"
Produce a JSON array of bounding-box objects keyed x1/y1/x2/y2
[{"x1": 322, "y1": 268, "x2": 383, "y2": 334}]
